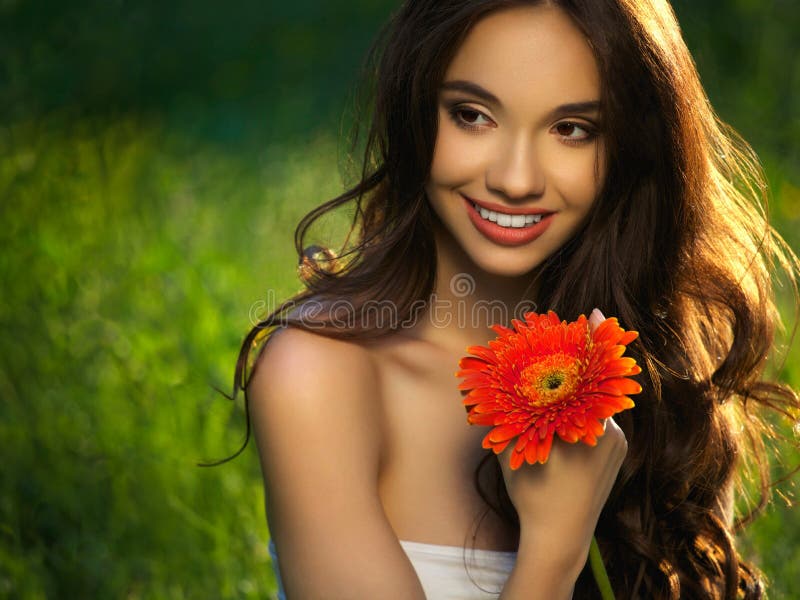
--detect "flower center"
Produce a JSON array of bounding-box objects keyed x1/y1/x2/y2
[
  {"x1": 518, "y1": 353, "x2": 581, "y2": 408},
  {"x1": 544, "y1": 372, "x2": 565, "y2": 389}
]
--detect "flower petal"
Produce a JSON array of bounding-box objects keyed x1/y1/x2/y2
[
  {"x1": 537, "y1": 433, "x2": 554, "y2": 463},
  {"x1": 457, "y1": 309, "x2": 639, "y2": 471},
  {"x1": 524, "y1": 438, "x2": 539, "y2": 464},
  {"x1": 490, "y1": 324, "x2": 515, "y2": 338},
  {"x1": 492, "y1": 439, "x2": 512, "y2": 454},
  {"x1": 509, "y1": 449, "x2": 526, "y2": 470},
  {"x1": 457, "y1": 356, "x2": 490, "y2": 372},
  {"x1": 581, "y1": 431, "x2": 598, "y2": 446},
  {"x1": 488, "y1": 423, "x2": 525, "y2": 443},
  {"x1": 595, "y1": 378, "x2": 642, "y2": 396},
  {"x1": 467, "y1": 412, "x2": 496, "y2": 426}
]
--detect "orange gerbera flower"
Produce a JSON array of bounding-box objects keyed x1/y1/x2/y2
[{"x1": 457, "y1": 311, "x2": 641, "y2": 469}]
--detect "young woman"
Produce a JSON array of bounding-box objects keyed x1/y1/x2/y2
[{"x1": 232, "y1": 1, "x2": 799, "y2": 598}]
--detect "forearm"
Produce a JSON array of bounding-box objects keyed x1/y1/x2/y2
[{"x1": 499, "y1": 528, "x2": 588, "y2": 600}]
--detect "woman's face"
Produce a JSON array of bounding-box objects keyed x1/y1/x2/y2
[{"x1": 426, "y1": 4, "x2": 604, "y2": 278}]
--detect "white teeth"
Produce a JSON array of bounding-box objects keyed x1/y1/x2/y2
[{"x1": 473, "y1": 203, "x2": 544, "y2": 228}]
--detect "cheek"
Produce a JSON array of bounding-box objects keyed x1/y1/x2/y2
[
  {"x1": 429, "y1": 115, "x2": 486, "y2": 189},
  {"x1": 549, "y1": 145, "x2": 605, "y2": 209}
]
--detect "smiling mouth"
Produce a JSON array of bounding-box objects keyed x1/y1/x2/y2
[
  {"x1": 462, "y1": 195, "x2": 555, "y2": 247},
  {"x1": 470, "y1": 201, "x2": 543, "y2": 228},
  {"x1": 464, "y1": 196, "x2": 553, "y2": 229}
]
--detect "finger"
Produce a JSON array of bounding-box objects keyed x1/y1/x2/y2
[
  {"x1": 588, "y1": 307, "x2": 606, "y2": 331},
  {"x1": 602, "y1": 417, "x2": 628, "y2": 454},
  {"x1": 603, "y1": 416, "x2": 621, "y2": 437}
]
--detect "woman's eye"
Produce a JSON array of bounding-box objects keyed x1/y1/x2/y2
[
  {"x1": 451, "y1": 107, "x2": 493, "y2": 129},
  {"x1": 554, "y1": 121, "x2": 594, "y2": 142}
]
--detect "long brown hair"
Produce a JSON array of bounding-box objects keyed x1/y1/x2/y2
[{"x1": 230, "y1": 1, "x2": 799, "y2": 597}]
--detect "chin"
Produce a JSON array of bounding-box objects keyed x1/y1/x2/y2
[{"x1": 468, "y1": 250, "x2": 544, "y2": 280}]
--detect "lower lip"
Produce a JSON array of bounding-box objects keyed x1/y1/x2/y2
[{"x1": 464, "y1": 198, "x2": 554, "y2": 246}]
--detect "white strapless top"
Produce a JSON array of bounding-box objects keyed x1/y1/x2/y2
[
  {"x1": 268, "y1": 539, "x2": 516, "y2": 599},
  {"x1": 399, "y1": 539, "x2": 516, "y2": 599}
]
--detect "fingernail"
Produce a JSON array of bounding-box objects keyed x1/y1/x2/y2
[{"x1": 590, "y1": 308, "x2": 604, "y2": 320}]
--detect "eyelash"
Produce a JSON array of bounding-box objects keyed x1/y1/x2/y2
[
  {"x1": 447, "y1": 106, "x2": 494, "y2": 133},
  {"x1": 446, "y1": 104, "x2": 599, "y2": 146},
  {"x1": 553, "y1": 121, "x2": 598, "y2": 146}
]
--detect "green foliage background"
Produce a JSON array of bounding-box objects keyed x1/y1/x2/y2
[{"x1": 0, "y1": 1, "x2": 798, "y2": 598}]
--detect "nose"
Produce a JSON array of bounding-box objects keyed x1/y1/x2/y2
[{"x1": 485, "y1": 135, "x2": 545, "y2": 202}]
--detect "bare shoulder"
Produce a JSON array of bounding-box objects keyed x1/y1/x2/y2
[
  {"x1": 250, "y1": 325, "x2": 379, "y2": 391},
  {"x1": 247, "y1": 327, "x2": 424, "y2": 598},
  {"x1": 248, "y1": 326, "x2": 382, "y2": 452}
]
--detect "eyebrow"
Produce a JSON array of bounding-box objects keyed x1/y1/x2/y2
[
  {"x1": 548, "y1": 101, "x2": 601, "y2": 121},
  {"x1": 440, "y1": 80, "x2": 500, "y2": 105},
  {"x1": 440, "y1": 79, "x2": 601, "y2": 120}
]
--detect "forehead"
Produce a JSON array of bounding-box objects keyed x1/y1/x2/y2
[{"x1": 444, "y1": 5, "x2": 600, "y2": 106}]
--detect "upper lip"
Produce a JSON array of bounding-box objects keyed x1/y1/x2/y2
[{"x1": 462, "y1": 194, "x2": 553, "y2": 216}]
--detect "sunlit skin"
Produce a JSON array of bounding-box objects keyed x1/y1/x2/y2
[
  {"x1": 250, "y1": 6, "x2": 628, "y2": 599},
  {"x1": 392, "y1": 0, "x2": 622, "y2": 575},
  {"x1": 426, "y1": 2, "x2": 605, "y2": 280}
]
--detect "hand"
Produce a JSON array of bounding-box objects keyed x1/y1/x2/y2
[{"x1": 499, "y1": 308, "x2": 628, "y2": 567}]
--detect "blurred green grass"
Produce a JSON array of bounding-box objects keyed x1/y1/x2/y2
[
  {"x1": 0, "y1": 116, "x2": 348, "y2": 598},
  {"x1": 1, "y1": 0, "x2": 798, "y2": 598},
  {"x1": 1, "y1": 113, "x2": 798, "y2": 600}
]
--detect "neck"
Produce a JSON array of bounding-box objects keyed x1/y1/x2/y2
[{"x1": 405, "y1": 226, "x2": 539, "y2": 353}]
